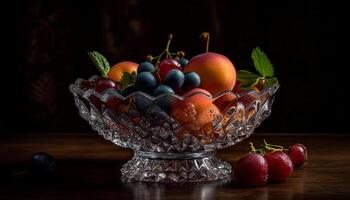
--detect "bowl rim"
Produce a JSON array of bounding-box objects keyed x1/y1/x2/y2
[{"x1": 69, "y1": 75, "x2": 280, "y2": 102}]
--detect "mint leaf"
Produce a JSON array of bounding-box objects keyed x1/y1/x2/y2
[
  {"x1": 88, "y1": 51, "x2": 110, "y2": 77},
  {"x1": 239, "y1": 79, "x2": 258, "y2": 90},
  {"x1": 264, "y1": 77, "x2": 279, "y2": 88},
  {"x1": 237, "y1": 70, "x2": 260, "y2": 82},
  {"x1": 120, "y1": 71, "x2": 137, "y2": 89},
  {"x1": 251, "y1": 47, "x2": 274, "y2": 77}
]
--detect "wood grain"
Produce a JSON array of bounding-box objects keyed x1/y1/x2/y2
[{"x1": 0, "y1": 133, "x2": 349, "y2": 200}]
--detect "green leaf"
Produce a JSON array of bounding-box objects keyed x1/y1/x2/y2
[
  {"x1": 88, "y1": 51, "x2": 110, "y2": 77},
  {"x1": 239, "y1": 79, "x2": 258, "y2": 90},
  {"x1": 264, "y1": 77, "x2": 279, "y2": 88},
  {"x1": 237, "y1": 70, "x2": 260, "y2": 82},
  {"x1": 239, "y1": 83, "x2": 253, "y2": 90},
  {"x1": 120, "y1": 71, "x2": 137, "y2": 90},
  {"x1": 251, "y1": 47, "x2": 274, "y2": 77}
]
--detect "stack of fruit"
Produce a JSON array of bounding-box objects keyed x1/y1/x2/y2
[
  {"x1": 83, "y1": 33, "x2": 279, "y2": 140},
  {"x1": 234, "y1": 140, "x2": 308, "y2": 187}
]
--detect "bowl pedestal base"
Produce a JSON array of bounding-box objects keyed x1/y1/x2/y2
[{"x1": 121, "y1": 151, "x2": 231, "y2": 182}]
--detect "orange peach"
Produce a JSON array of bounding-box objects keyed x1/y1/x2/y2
[
  {"x1": 183, "y1": 88, "x2": 212, "y2": 98},
  {"x1": 171, "y1": 93, "x2": 221, "y2": 133},
  {"x1": 232, "y1": 81, "x2": 244, "y2": 94},
  {"x1": 184, "y1": 52, "x2": 236, "y2": 96},
  {"x1": 107, "y1": 61, "x2": 138, "y2": 82},
  {"x1": 213, "y1": 92, "x2": 237, "y2": 113}
]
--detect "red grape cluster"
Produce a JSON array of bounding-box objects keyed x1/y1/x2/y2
[{"x1": 234, "y1": 140, "x2": 307, "y2": 187}]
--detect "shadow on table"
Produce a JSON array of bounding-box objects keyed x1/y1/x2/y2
[{"x1": 0, "y1": 159, "x2": 307, "y2": 200}]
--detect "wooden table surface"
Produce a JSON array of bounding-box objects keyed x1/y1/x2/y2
[{"x1": 0, "y1": 133, "x2": 349, "y2": 200}]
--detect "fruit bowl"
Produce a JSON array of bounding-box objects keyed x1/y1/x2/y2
[{"x1": 69, "y1": 75, "x2": 279, "y2": 182}]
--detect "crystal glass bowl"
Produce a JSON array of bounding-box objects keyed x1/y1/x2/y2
[{"x1": 69, "y1": 76, "x2": 279, "y2": 182}]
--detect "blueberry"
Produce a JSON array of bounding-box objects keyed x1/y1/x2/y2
[
  {"x1": 122, "y1": 85, "x2": 138, "y2": 96},
  {"x1": 137, "y1": 62, "x2": 156, "y2": 73},
  {"x1": 153, "y1": 85, "x2": 175, "y2": 96},
  {"x1": 164, "y1": 69, "x2": 185, "y2": 90},
  {"x1": 135, "y1": 72, "x2": 157, "y2": 94},
  {"x1": 31, "y1": 152, "x2": 56, "y2": 175},
  {"x1": 135, "y1": 94, "x2": 152, "y2": 111},
  {"x1": 179, "y1": 58, "x2": 189, "y2": 66},
  {"x1": 154, "y1": 96, "x2": 175, "y2": 113},
  {"x1": 183, "y1": 72, "x2": 201, "y2": 90}
]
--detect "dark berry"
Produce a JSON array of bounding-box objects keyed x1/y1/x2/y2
[
  {"x1": 153, "y1": 85, "x2": 175, "y2": 96},
  {"x1": 31, "y1": 152, "x2": 56, "y2": 175},
  {"x1": 164, "y1": 69, "x2": 185, "y2": 90},
  {"x1": 289, "y1": 144, "x2": 307, "y2": 168},
  {"x1": 154, "y1": 96, "x2": 174, "y2": 113},
  {"x1": 114, "y1": 83, "x2": 121, "y2": 91},
  {"x1": 89, "y1": 95, "x2": 102, "y2": 109},
  {"x1": 182, "y1": 72, "x2": 201, "y2": 90},
  {"x1": 135, "y1": 72, "x2": 157, "y2": 94},
  {"x1": 106, "y1": 97, "x2": 121, "y2": 111},
  {"x1": 159, "y1": 58, "x2": 181, "y2": 80},
  {"x1": 264, "y1": 151, "x2": 293, "y2": 182},
  {"x1": 234, "y1": 153, "x2": 268, "y2": 187},
  {"x1": 95, "y1": 78, "x2": 116, "y2": 93},
  {"x1": 178, "y1": 58, "x2": 189, "y2": 66},
  {"x1": 137, "y1": 61, "x2": 156, "y2": 73},
  {"x1": 135, "y1": 95, "x2": 152, "y2": 112}
]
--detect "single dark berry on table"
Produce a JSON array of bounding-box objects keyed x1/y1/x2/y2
[{"x1": 31, "y1": 152, "x2": 56, "y2": 175}]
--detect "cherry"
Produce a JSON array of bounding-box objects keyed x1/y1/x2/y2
[
  {"x1": 95, "y1": 78, "x2": 116, "y2": 93},
  {"x1": 114, "y1": 83, "x2": 121, "y2": 91},
  {"x1": 158, "y1": 58, "x2": 182, "y2": 81},
  {"x1": 264, "y1": 151, "x2": 293, "y2": 182},
  {"x1": 234, "y1": 153, "x2": 269, "y2": 187},
  {"x1": 89, "y1": 95, "x2": 102, "y2": 109},
  {"x1": 289, "y1": 144, "x2": 307, "y2": 168},
  {"x1": 104, "y1": 95, "x2": 122, "y2": 111}
]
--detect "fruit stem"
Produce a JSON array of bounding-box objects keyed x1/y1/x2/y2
[
  {"x1": 200, "y1": 32, "x2": 210, "y2": 53},
  {"x1": 263, "y1": 139, "x2": 284, "y2": 149},
  {"x1": 12, "y1": 169, "x2": 28, "y2": 176},
  {"x1": 166, "y1": 34, "x2": 173, "y2": 52},
  {"x1": 262, "y1": 139, "x2": 284, "y2": 152},
  {"x1": 156, "y1": 33, "x2": 174, "y2": 63},
  {"x1": 249, "y1": 142, "x2": 257, "y2": 153}
]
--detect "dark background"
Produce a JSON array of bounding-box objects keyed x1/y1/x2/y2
[{"x1": 0, "y1": 0, "x2": 345, "y2": 134}]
